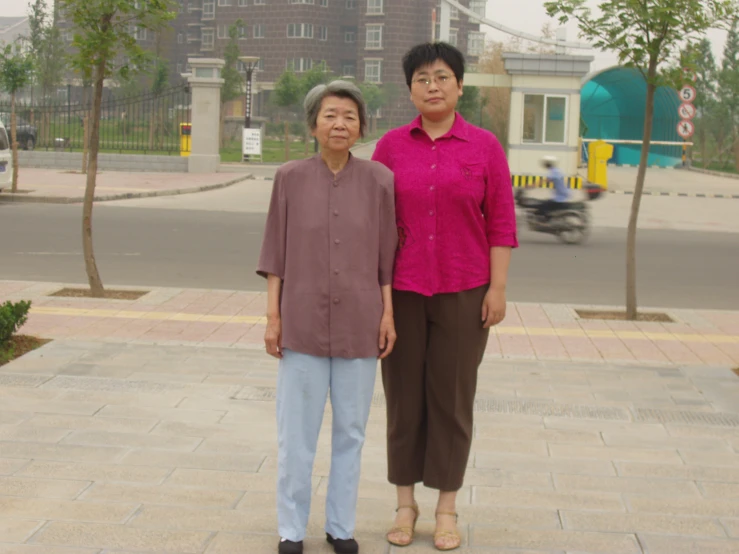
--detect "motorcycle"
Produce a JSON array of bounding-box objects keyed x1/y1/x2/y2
[{"x1": 514, "y1": 182, "x2": 603, "y2": 245}]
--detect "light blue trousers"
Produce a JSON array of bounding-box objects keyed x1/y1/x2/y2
[{"x1": 276, "y1": 348, "x2": 377, "y2": 542}]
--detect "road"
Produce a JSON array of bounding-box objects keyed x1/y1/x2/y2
[{"x1": 1, "y1": 201, "x2": 737, "y2": 310}]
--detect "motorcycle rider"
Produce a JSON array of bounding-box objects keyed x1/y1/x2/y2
[{"x1": 536, "y1": 156, "x2": 570, "y2": 219}]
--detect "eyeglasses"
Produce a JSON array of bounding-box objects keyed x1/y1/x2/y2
[{"x1": 412, "y1": 73, "x2": 454, "y2": 87}]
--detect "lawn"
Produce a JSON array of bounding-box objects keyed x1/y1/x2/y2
[{"x1": 691, "y1": 160, "x2": 738, "y2": 175}]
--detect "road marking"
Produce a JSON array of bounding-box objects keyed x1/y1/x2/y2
[{"x1": 29, "y1": 306, "x2": 739, "y2": 343}]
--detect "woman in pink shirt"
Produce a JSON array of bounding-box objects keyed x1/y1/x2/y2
[{"x1": 372, "y1": 42, "x2": 518, "y2": 551}]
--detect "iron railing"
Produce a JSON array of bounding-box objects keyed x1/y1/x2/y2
[{"x1": 0, "y1": 85, "x2": 192, "y2": 155}]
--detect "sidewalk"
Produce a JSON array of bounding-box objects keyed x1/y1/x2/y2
[
  {"x1": 3, "y1": 281, "x2": 737, "y2": 367},
  {"x1": 0, "y1": 280, "x2": 738, "y2": 553},
  {"x1": 0, "y1": 169, "x2": 253, "y2": 204}
]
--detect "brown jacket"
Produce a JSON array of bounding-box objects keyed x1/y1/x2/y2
[{"x1": 257, "y1": 154, "x2": 398, "y2": 358}]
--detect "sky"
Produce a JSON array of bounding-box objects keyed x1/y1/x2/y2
[{"x1": 3, "y1": 0, "x2": 729, "y2": 73}]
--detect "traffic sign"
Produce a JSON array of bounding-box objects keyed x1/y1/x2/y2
[
  {"x1": 679, "y1": 85, "x2": 696, "y2": 103},
  {"x1": 677, "y1": 120, "x2": 695, "y2": 139},
  {"x1": 682, "y1": 67, "x2": 698, "y2": 82},
  {"x1": 678, "y1": 102, "x2": 697, "y2": 120}
]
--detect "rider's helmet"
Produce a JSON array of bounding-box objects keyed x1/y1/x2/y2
[{"x1": 540, "y1": 155, "x2": 558, "y2": 168}]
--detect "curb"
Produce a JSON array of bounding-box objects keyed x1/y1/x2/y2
[
  {"x1": 687, "y1": 166, "x2": 739, "y2": 181},
  {"x1": 606, "y1": 189, "x2": 739, "y2": 199},
  {"x1": 0, "y1": 174, "x2": 254, "y2": 205}
]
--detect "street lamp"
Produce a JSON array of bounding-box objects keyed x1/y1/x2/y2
[{"x1": 239, "y1": 56, "x2": 260, "y2": 162}]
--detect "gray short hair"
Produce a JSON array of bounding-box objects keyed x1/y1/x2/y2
[{"x1": 304, "y1": 80, "x2": 367, "y2": 137}]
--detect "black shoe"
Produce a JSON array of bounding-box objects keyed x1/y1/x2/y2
[
  {"x1": 278, "y1": 538, "x2": 303, "y2": 554},
  {"x1": 326, "y1": 533, "x2": 359, "y2": 554}
]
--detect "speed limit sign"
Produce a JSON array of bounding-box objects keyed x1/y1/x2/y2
[
  {"x1": 677, "y1": 120, "x2": 695, "y2": 139},
  {"x1": 679, "y1": 85, "x2": 696, "y2": 103},
  {"x1": 678, "y1": 102, "x2": 696, "y2": 119}
]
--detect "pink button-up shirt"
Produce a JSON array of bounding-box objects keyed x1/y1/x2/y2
[{"x1": 372, "y1": 113, "x2": 518, "y2": 297}]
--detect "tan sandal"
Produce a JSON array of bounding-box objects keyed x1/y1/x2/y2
[
  {"x1": 434, "y1": 511, "x2": 461, "y2": 551},
  {"x1": 386, "y1": 503, "x2": 419, "y2": 547}
]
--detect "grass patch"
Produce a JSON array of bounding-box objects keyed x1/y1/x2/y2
[
  {"x1": 575, "y1": 309, "x2": 674, "y2": 322},
  {"x1": 49, "y1": 288, "x2": 149, "y2": 300},
  {"x1": 691, "y1": 161, "x2": 738, "y2": 175},
  {"x1": 0, "y1": 335, "x2": 50, "y2": 367}
]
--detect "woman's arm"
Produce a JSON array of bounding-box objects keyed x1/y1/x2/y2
[
  {"x1": 379, "y1": 284, "x2": 396, "y2": 359},
  {"x1": 265, "y1": 274, "x2": 283, "y2": 358},
  {"x1": 482, "y1": 246, "x2": 512, "y2": 328}
]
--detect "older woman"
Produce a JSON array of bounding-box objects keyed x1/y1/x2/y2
[
  {"x1": 372, "y1": 43, "x2": 518, "y2": 551},
  {"x1": 257, "y1": 80, "x2": 398, "y2": 554}
]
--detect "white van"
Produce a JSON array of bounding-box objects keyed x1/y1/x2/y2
[{"x1": 0, "y1": 120, "x2": 10, "y2": 191}]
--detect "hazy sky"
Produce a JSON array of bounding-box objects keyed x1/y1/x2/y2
[{"x1": 3, "y1": 0, "x2": 729, "y2": 72}]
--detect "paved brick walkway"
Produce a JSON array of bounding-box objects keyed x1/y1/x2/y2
[{"x1": 1, "y1": 280, "x2": 738, "y2": 553}]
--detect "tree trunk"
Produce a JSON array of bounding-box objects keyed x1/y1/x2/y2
[
  {"x1": 82, "y1": 115, "x2": 89, "y2": 173},
  {"x1": 735, "y1": 137, "x2": 739, "y2": 173},
  {"x1": 148, "y1": 99, "x2": 156, "y2": 150},
  {"x1": 284, "y1": 121, "x2": 290, "y2": 161},
  {"x1": 626, "y1": 62, "x2": 658, "y2": 320},
  {"x1": 10, "y1": 93, "x2": 19, "y2": 193},
  {"x1": 82, "y1": 65, "x2": 106, "y2": 298}
]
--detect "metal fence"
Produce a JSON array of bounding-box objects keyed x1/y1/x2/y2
[{"x1": 0, "y1": 85, "x2": 191, "y2": 155}]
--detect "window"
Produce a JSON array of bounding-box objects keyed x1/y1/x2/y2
[
  {"x1": 346, "y1": 0, "x2": 356, "y2": 7},
  {"x1": 320, "y1": 0, "x2": 328, "y2": 5},
  {"x1": 177, "y1": 63, "x2": 183, "y2": 74},
  {"x1": 202, "y1": 0, "x2": 215, "y2": 19},
  {"x1": 130, "y1": 25, "x2": 147, "y2": 40},
  {"x1": 523, "y1": 94, "x2": 567, "y2": 144},
  {"x1": 0, "y1": 128, "x2": 7, "y2": 151},
  {"x1": 217, "y1": 25, "x2": 228, "y2": 39},
  {"x1": 238, "y1": 25, "x2": 247, "y2": 39},
  {"x1": 467, "y1": 31, "x2": 484, "y2": 56},
  {"x1": 287, "y1": 23, "x2": 313, "y2": 38},
  {"x1": 188, "y1": 0, "x2": 200, "y2": 11},
  {"x1": 254, "y1": 23, "x2": 265, "y2": 38},
  {"x1": 201, "y1": 28, "x2": 215, "y2": 50},
  {"x1": 449, "y1": 28, "x2": 458, "y2": 47},
  {"x1": 318, "y1": 26, "x2": 328, "y2": 40},
  {"x1": 365, "y1": 24, "x2": 382, "y2": 49},
  {"x1": 341, "y1": 62, "x2": 355, "y2": 76},
  {"x1": 177, "y1": 33, "x2": 184, "y2": 44},
  {"x1": 344, "y1": 30, "x2": 356, "y2": 42},
  {"x1": 238, "y1": 0, "x2": 247, "y2": 5},
  {"x1": 290, "y1": 0, "x2": 314, "y2": 3},
  {"x1": 217, "y1": 0, "x2": 231, "y2": 5},
  {"x1": 449, "y1": 5, "x2": 458, "y2": 19},
  {"x1": 367, "y1": 0, "x2": 382, "y2": 14},
  {"x1": 254, "y1": 0, "x2": 265, "y2": 3},
  {"x1": 288, "y1": 58, "x2": 313, "y2": 72},
  {"x1": 364, "y1": 59, "x2": 381, "y2": 83},
  {"x1": 470, "y1": 0, "x2": 485, "y2": 18}
]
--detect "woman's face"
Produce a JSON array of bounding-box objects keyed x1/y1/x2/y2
[
  {"x1": 312, "y1": 95, "x2": 361, "y2": 153},
  {"x1": 409, "y1": 59, "x2": 463, "y2": 119}
]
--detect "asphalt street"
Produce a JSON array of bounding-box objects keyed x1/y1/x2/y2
[{"x1": 1, "y1": 202, "x2": 737, "y2": 310}]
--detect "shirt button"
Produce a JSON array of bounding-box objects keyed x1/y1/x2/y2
[
  {"x1": 430, "y1": 186, "x2": 435, "y2": 191},
  {"x1": 333, "y1": 298, "x2": 340, "y2": 304},
  {"x1": 334, "y1": 269, "x2": 340, "y2": 275},
  {"x1": 334, "y1": 239, "x2": 340, "y2": 245},
  {"x1": 432, "y1": 146, "x2": 436, "y2": 151},
  {"x1": 431, "y1": 164, "x2": 436, "y2": 169},
  {"x1": 429, "y1": 235, "x2": 434, "y2": 241},
  {"x1": 333, "y1": 181, "x2": 339, "y2": 187},
  {"x1": 333, "y1": 210, "x2": 339, "y2": 216},
  {"x1": 429, "y1": 210, "x2": 434, "y2": 216}
]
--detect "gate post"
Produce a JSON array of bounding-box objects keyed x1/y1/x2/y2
[{"x1": 186, "y1": 58, "x2": 225, "y2": 173}]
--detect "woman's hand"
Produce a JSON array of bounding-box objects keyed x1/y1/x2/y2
[
  {"x1": 379, "y1": 312, "x2": 397, "y2": 359},
  {"x1": 481, "y1": 287, "x2": 506, "y2": 329},
  {"x1": 265, "y1": 315, "x2": 283, "y2": 359}
]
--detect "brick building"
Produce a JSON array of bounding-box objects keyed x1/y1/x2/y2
[{"x1": 171, "y1": 0, "x2": 485, "y2": 121}]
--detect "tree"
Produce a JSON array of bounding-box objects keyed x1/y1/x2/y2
[
  {"x1": 546, "y1": 0, "x2": 738, "y2": 320},
  {"x1": 718, "y1": 17, "x2": 739, "y2": 169},
  {"x1": 148, "y1": 58, "x2": 169, "y2": 150},
  {"x1": 358, "y1": 82, "x2": 385, "y2": 134},
  {"x1": 27, "y1": 0, "x2": 65, "y2": 102},
  {"x1": 273, "y1": 68, "x2": 302, "y2": 160},
  {"x1": 0, "y1": 46, "x2": 34, "y2": 193},
  {"x1": 60, "y1": 0, "x2": 175, "y2": 297},
  {"x1": 221, "y1": 20, "x2": 244, "y2": 148}
]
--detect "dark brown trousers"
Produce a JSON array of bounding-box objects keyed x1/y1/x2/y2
[{"x1": 381, "y1": 285, "x2": 489, "y2": 491}]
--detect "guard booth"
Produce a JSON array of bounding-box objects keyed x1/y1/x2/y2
[
  {"x1": 465, "y1": 53, "x2": 594, "y2": 189},
  {"x1": 179, "y1": 123, "x2": 191, "y2": 157}
]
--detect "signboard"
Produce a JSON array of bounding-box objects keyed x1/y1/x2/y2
[
  {"x1": 678, "y1": 102, "x2": 696, "y2": 120},
  {"x1": 679, "y1": 85, "x2": 696, "y2": 103},
  {"x1": 677, "y1": 120, "x2": 695, "y2": 139},
  {"x1": 242, "y1": 128, "x2": 262, "y2": 157}
]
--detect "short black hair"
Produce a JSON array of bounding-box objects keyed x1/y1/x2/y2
[{"x1": 402, "y1": 42, "x2": 466, "y2": 88}]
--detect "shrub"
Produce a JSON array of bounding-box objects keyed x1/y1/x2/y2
[{"x1": 0, "y1": 300, "x2": 31, "y2": 345}]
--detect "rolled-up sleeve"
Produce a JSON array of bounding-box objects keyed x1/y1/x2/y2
[
  {"x1": 256, "y1": 171, "x2": 287, "y2": 279},
  {"x1": 378, "y1": 174, "x2": 398, "y2": 286},
  {"x1": 484, "y1": 138, "x2": 519, "y2": 249}
]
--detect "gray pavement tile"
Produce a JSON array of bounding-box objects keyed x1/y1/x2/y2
[
  {"x1": 679, "y1": 449, "x2": 739, "y2": 468},
  {"x1": 616, "y1": 461, "x2": 739, "y2": 482},
  {"x1": 553, "y1": 473, "x2": 701, "y2": 496},
  {"x1": 698, "y1": 482, "x2": 739, "y2": 499},
  {"x1": 470, "y1": 527, "x2": 641, "y2": 553},
  {"x1": 474, "y1": 453, "x2": 617, "y2": 476},
  {"x1": 0, "y1": 458, "x2": 29, "y2": 476},
  {"x1": 0, "y1": 519, "x2": 44, "y2": 542},
  {"x1": 627, "y1": 496, "x2": 739, "y2": 517},
  {"x1": 0, "y1": 442, "x2": 126, "y2": 464},
  {"x1": 473, "y1": 488, "x2": 625, "y2": 512},
  {"x1": 119, "y1": 448, "x2": 266, "y2": 472},
  {"x1": 61, "y1": 431, "x2": 202, "y2": 451},
  {"x1": 17, "y1": 461, "x2": 170, "y2": 484},
  {"x1": 0, "y1": 412, "x2": 32, "y2": 426},
  {"x1": 29, "y1": 522, "x2": 212, "y2": 553},
  {"x1": 0, "y1": 496, "x2": 137, "y2": 523},
  {"x1": 637, "y1": 534, "x2": 739, "y2": 554},
  {"x1": 0, "y1": 374, "x2": 53, "y2": 387},
  {"x1": 78, "y1": 482, "x2": 243, "y2": 508},
  {"x1": 548, "y1": 444, "x2": 683, "y2": 464},
  {"x1": 25, "y1": 415, "x2": 158, "y2": 434},
  {"x1": 95, "y1": 405, "x2": 225, "y2": 424},
  {"x1": 722, "y1": 518, "x2": 739, "y2": 538},
  {"x1": 561, "y1": 511, "x2": 726, "y2": 537},
  {"x1": 0, "y1": 546, "x2": 100, "y2": 554},
  {"x1": 0, "y1": 476, "x2": 90, "y2": 499},
  {"x1": 0, "y1": 424, "x2": 71, "y2": 443}
]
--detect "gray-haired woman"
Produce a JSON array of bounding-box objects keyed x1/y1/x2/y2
[{"x1": 257, "y1": 80, "x2": 399, "y2": 554}]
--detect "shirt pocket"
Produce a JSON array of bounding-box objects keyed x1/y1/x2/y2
[{"x1": 454, "y1": 161, "x2": 486, "y2": 201}]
